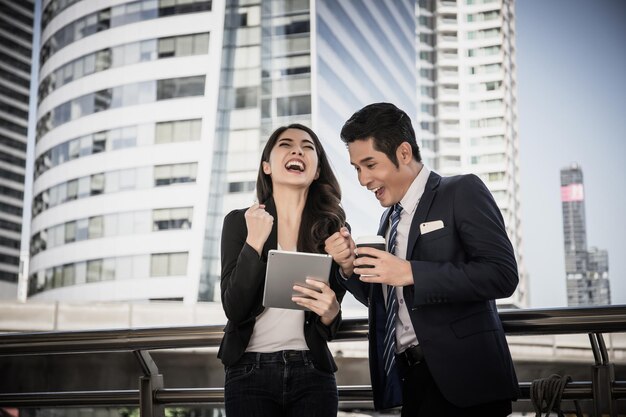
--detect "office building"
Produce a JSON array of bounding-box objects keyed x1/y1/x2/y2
[
  {"x1": 29, "y1": 0, "x2": 217, "y2": 302},
  {"x1": 415, "y1": 0, "x2": 526, "y2": 307},
  {"x1": 0, "y1": 0, "x2": 34, "y2": 299},
  {"x1": 561, "y1": 163, "x2": 610, "y2": 306},
  {"x1": 199, "y1": 0, "x2": 417, "y2": 299},
  {"x1": 28, "y1": 0, "x2": 417, "y2": 303}
]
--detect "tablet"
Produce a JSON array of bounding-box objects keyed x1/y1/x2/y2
[{"x1": 262, "y1": 249, "x2": 332, "y2": 310}]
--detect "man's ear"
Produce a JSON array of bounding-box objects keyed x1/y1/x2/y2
[
  {"x1": 262, "y1": 161, "x2": 271, "y2": 175},
  {"x1": 397, "y1": 142, "x2": 413, "y2": 165}
]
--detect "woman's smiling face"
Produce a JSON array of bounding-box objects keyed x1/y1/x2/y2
[{"x1": 262, "y1": 128, "x2": 320, "y2": 188}]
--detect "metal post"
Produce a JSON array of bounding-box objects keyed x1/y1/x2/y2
[
  {"x1": 589, "y1": 333, "x2": 616, "y2": 417},
  {"x1": 134, "y1": 350, "x2": 164, "y2": 417}
]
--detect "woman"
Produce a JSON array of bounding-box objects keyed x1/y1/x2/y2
[{"x1": 219, "y1": 124, "x2": 347, "y2": 417}]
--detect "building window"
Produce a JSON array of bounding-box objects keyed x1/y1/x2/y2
[
  {"x1": 154, "y1": 163, "x2": 198, "y2": 186},
  {"x1": 150, "y1": 252, "x2": 189, "y2": 277},
  {"x1": 33, "y1": 163, "x2": 196, "y2": 218},
  {"x1": 41, "y1": 0, "x2": 212, "y2": 65},
  {"x1": 276, "y1": 95, "x2": 311, "y2": 117},
  {"x1": 471, "y1": 153, "x2": 506, "y2": 164},
  {"x1": 470, "y1": 117, "x2": 505, "y2": 128},
  {"x1": 273, "y1": 18, "x2": 309, "y2": 36},
  {"x1": 228, "y1": 181, "x2": 255, "y2": 193},
  {"x1": 157, "y1": 76, "x2": 205, "y2": 100},
  {"x1": 467, "y1": 28, "x2": 500, "y2": 40},
  {"x1": 86, "y1": 260, "x2": 102, "y2": 283},
  {"x1": 155, "y1": 119, "x2": 202, "y2": 143},
  {"x1": 28, "y1": 251, "x2": 190, "y2": 295},
  {"x1": 39, "y1": 33, "x2": 209, "y2": 103},
  {"x1": 467, "y1": 10, "x2": 499, "y2": 23},
  {"x1": 153, "y1": 208, "x2": 193, "y2": 230},
  {"x1": 36, "y1": 126, "x2": 138, "y2": 173},
  {"x1": 235, "y1": 87, "x2": 258, "y2": 108},
  {"x1": 467, "y1": 45, "x2": 500, "y2": 58},
  {"x1": 37, "y1": 77, "x2": 205, "y2": 140},
  {"x1": 468, "y1": 63, "x2": 501, "y2": 75}
]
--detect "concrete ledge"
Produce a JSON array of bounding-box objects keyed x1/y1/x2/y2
[
  {"x1": 0, "y1": 301, "x2": 57, "y2": 332},
  {"x1": 0, "y1": 300, "x2": 228, "y2": 332}
]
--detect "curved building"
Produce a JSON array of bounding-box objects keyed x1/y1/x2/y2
[{"x1": 28, "y1": 0, "x2": 221, "y2": 302}]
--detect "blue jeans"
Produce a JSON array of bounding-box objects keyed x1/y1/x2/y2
[{"x1": 224, "y1": 350, "x2": 338, "y2": 417}]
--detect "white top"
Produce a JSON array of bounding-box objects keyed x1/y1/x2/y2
[
  {"x1": 383, "y1": 165, "x2": 431, "y2": 352},
  {"x1": 246, "y1": 245, "x2": 308, "y2": 352}
]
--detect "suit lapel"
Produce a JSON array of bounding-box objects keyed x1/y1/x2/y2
[
  {"x1": 377, "y1": 207, "x2": 392, "y2": 237},
  {"x1": 406, "y1": 171, "x2": 441, "y2": 257}
]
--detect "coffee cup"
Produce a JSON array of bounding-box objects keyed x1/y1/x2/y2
[{"x1": 355, "y1": 236, "x2": 386, "y2": 269}]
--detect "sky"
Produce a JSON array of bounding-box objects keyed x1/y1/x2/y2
[
  {"x1": 516, "y1": 0, "x2": 626, "y2": 306},
  {"x1": 19, "y1": 0, "x2": 626, "y2": 307}
]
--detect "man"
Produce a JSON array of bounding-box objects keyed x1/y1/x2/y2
[{"x1": 325, "y1": 103, "x2": 519, "y2": 416}]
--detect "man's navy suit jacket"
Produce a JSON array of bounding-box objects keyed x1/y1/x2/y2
[{"x1": 338, "y1": 171, "x2": 520, "y2": 410}]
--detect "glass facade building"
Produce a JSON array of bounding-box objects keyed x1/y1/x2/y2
[
  {"x1": 198, "y1": 0, "x2": 417, "y2": 301},
  {"x1": 0, "y1": 0, "x2": 34, "y2": 298}
]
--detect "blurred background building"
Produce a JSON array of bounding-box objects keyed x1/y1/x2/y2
[
  {"x1": 0, "y1": 0, "x2": 35, "y2": 300},
  {"x1": 560, "y1": 163, "x2": 610, "y2": 306},
  {"x1": 20, "y1": 0, "x2": 526, "y2": 308},
  {"x1": 416, "y1": 0, "x2": 525, "y2": 307},
  {"x1": 28, "y1": 0, "x2": 216, "y2": 303}
]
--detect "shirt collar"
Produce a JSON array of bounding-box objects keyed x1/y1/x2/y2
[{"x1": 399, "y1": 165, "x2": 430, "y2": 216}]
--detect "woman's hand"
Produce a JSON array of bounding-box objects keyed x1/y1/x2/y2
[
  {"x1": 324, "y1": 227, "x2": 356, "y2": 276},
  {"x1": 245, "y1": 203, "x2": 274, "y2": 256},
  {"x1": 292, "y1": 279, "x2": 340, "y2": 326}
]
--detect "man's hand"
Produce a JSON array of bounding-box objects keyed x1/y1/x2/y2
[
  {"x1": 354, "y1": 247, "x2": 414, "y2": 287},
  {"x1": 292, "y1": 279, "x2": 340, "y2": 326},
  {"x1": 324, "y1": 227, "x2": 356, "y2": 276}
]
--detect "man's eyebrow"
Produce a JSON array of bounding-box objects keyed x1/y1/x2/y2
[
  {"x1": 359, "y1": 156, "x2": 375, "y2": 164},
  {"x1": 351, "y1": 156, "x2": 375, "y2": 167}
]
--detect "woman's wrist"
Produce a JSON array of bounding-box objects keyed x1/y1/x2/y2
[{"x1": 245, "y1": 239, "x2": 263, "y2": 256}]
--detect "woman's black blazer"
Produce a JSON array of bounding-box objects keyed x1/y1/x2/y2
[{"x1": 218, "y1": 198, "x2": 345, "y2": 373}]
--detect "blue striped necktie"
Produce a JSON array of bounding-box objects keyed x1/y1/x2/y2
[{"x1": 383, "y1": 203, "x2": 403, "y2": 376}]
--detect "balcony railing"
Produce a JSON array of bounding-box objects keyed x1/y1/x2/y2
[{"x1": 1, "y1": 305, "x2": 625, "y2": 416}]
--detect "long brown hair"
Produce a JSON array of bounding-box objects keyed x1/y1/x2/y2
[{"x1": 256, "y1": 124, "x2": 345, "y2": 253}]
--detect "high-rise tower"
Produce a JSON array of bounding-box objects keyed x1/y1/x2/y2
[
  {"x1": 560, "y1": 163, "x2": 610, "y2": 306},
  {"x1": 0, "y1": 0, "x2": 34, "y2": 299},
  {"x1": 415, "y1": 0, "x2": 526, "y2": 307}
]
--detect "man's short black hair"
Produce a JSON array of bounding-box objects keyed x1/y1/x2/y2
[{"x1": 340, "y1": 102, "x2": 421, "y2": 167}]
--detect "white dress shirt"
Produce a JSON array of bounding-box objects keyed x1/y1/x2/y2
[
  {"x1": 383, "y1": 165, "x2": 430, "y2": 353},
  {"x1": 246, "y1": 244, "x2": 308, "y2": 352}
]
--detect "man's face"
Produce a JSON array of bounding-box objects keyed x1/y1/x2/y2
[{"x1": 348, "y1": 138, "x2": 410, "y2": 208}]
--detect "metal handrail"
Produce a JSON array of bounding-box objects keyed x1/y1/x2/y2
[
  {"x1": 2, "y1": 384, "x2": 626, "y2": 407},
  {"x1": 1, "y1": 305, "x2": 625, "y2": 356},
  {"x1": 1, "y1": 305, "x2": 625, "y2": 413}
]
